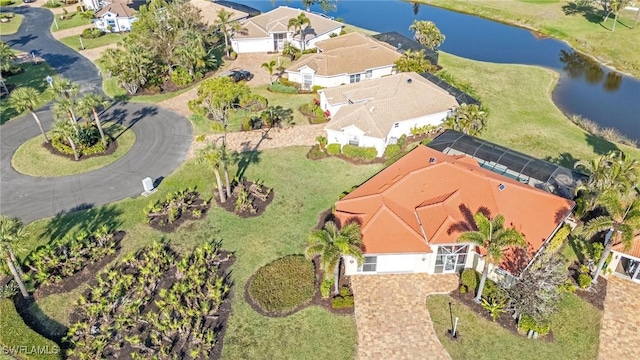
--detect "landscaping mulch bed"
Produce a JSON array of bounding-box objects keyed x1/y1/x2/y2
[
  {"x1": 33, "y1": 231, "x2": 125, "y2": 299},
  {"x1": 244, "y1": 256, "x2": 353, "y2": 318},
  {"x1": 567, "y1": 262, "x2": 608, "y2": 311},
  {"x1": 132, "y1": 70, "x2": 217, "y2": 96},
  {"x1": 42, "y1": 136, "x2": 118, "y2": 161},
  {"x1": 215, "y1": 180, "x2": 274, "y2": 218},
  {"x1": 450, "y1": 290, "x2": 555, "y2": 342},
  {"x1": 148, "y1": 193, "x2": 210, "y2": 233}
]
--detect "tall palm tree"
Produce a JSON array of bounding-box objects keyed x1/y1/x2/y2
[
  {"x1": 198, "y1": 142, "x2": 226, "y2": 203},
  {"x1": 52, "y1": 119, "x2": 80, "y2": 161},
  {"x1": 0, "y1": 40, "x2": 16, "y2": 73},
  {"x1": 261, "y1": 60, "x2": 276, "y2": 84},
  {"x1": 218, "y1": 143, "x2": 235, "y2": 199},
  {"x1": 77, "y1": 93, "x2": 110, "y2": 147},
  {"x1": 288, "y1": 13, "x2": 311, "y2": 51},
  {"x1": 0, "y1": 216, "x2": 30, "y2": 299},
  {"x1": 583, "y1": 189, "x2": 640, "y2": 284},
  {"x1": 409, "y1": 20, "x2": 445, "y2": 50},
  {"x1": 52, "y1": 97, "x2": 79, "y2": 128},
  {"x1": 214, "y1": 9, "x2": 244, "y2": 58},
  {"x1": 603, "y1": 0, "x2": 629, "y2": 32},
  {"x1": 456, "y1": 212, "x2": 526, "y2": 302},
  {"x1": 443, "y1": 103, "x2": 487, "y2": 136},
  {"x1": 9, "y1": 87, "x2": 49, "y2": 143},
  {"x1": 306, "y1": 221, "x2": 364, "y2": 294},
  {"x1": 49, "y1": 77, "x2": 79, "y2": 124}
]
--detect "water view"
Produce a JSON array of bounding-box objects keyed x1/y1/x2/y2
[{"x1": 234, "y1": 0, "x2": 640, "y2": 142}]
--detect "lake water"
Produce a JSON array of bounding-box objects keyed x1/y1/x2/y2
[{"x1": 233, "y1": 0, "x2": 640, "y2": 142}]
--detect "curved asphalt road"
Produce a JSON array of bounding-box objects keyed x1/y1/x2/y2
[{"x1": 0, "y1": 6, "x2": 193, "y2": 223}]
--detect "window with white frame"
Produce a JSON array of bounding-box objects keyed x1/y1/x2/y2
[
  {"x1": 434, "y1": 245, "x2": 468, "y2": 273},
  {"x1": 349, "y1": 73, "x2": 361, "y2": 83},
  {"x1": 359, "y1": 256, "x2": 377, "y2": 272},
  {"x1": 365, "y1": 70, "x2": 372, "y2": 79}
]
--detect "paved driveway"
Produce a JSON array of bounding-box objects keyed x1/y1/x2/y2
[
  {"x1": 231, "y1": 53, "x2": 287, "y2": 87},
  {"x1": 351, "y1": 274, "x2": 458, "y2": 360},
  {"x1": 598, "y1": 276, "x2": 640, "y2": 359}
]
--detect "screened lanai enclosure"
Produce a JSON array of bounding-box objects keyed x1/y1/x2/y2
[{"x1": 428, "y1": 130, "x2": 581, "y2": 199}]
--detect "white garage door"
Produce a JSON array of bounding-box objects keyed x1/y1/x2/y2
[{"x1": 376, "y1": 255, "x2": 415, "y2": 273}]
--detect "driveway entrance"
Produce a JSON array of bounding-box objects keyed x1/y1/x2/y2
[{"x1": 598, "y1": 276, "x2": 640, "y2": 359}]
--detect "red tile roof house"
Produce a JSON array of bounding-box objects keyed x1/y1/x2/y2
[
  {"x1": 607, "y1": 236, "x2": 640, "y2": 284},
  {"x1": 335, "y1": 146, "x2": 575, "y2": 284}
]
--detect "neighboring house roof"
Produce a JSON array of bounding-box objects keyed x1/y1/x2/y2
[
  {"x1": 334, "y1": 146, "x2": 575, "y2": 275},
  {"x1": 613, "y1": 236, "x2": 640, "y2": 259},
  {"x1": 191, "y1": 0, "x2": 249, "y2": 25},
  {"x1": 285, "y1": 33, "x2": 401, "y2": 77},
  {"x1": 96, "y1": 1, "x2": 136, "y2": 18},
  {"x1": 323, "y1": 72, "x2": 459, "y2": 138},
  {"x1": 233, "y1": 6, "x2": 343, "y2": 39}
]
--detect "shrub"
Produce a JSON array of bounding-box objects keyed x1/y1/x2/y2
[
  {"x1": 0, "y1": 299, "x2": 62, "y2": 360},
  {"x1": 81, "y1": 28, "x2": 104, "y2": 39},
  {"x1": 558, "y1": 279, "x2": 577, "y2": 293},
  {"x1": 278, "y1": 78, "x2": 297, "y2": 87},
  {"x1": 320, "y1": 278, "x2": 333, "y2": 298},
  {"x1": 308, "y1": 144, "x2": 327, "y2": 160},
  {"x1": 315, "y1": 135, "x2": 327, "y2": 150},
  {"x1": 326, "y1": 143, "x2": 341, "y2": 155},
  {"x1": 482, "y1": 278, "x2": 508, "y2": 303},
  {"x1": 436, "y1": 70, "x2": 481, "y2": 101},
  {"x1": 43, "y1": 1, "x2": 60, "y2": 8},
  {"x1": 577, "y1": 273, "x2": 592, "y2": 289},
  {"x1": 239, "y1": 93, "x2": 268, "y2": 112},
  {"x1": 268, "y1": 82, "x2": 298, "y2": 94},
  {"x1": 384, "y1": 150, "x2": 409, "y2": 167},
  {"x1": 341, "y1": 145, "x2": 377, "y2": 161},
  {"x1": 229, "y1": 51, "x2": 237, "y2": 60},
  {"x1": 170, "y1": 67, "x2": 193, "y2": 87},
  {"x1": 546, "y1": 225, "x2": 571, "y2": 254},
  {"x1": 420, "y1": 138, "x2": 432, "y2": 146},
  {"x1": 195, "y1": 134, "x2": 205, "y2": 142},
  {"x1": 481, "y1": 298, "x2": 506, "y2": 322},
  {"x1": 311, "y1": 85, "x2": 324, "y2": 93},
  {"x1": 460, "y1": 269, "x2": 479, "y2": 294},
  {"x1": 383, "y1": 144, "x2": 402, "y2": 158},
  {"x1": 0, "y1": 0, "x2": 14, "y2": 5},
  {"x1": 518, "y1": 314, "x2": 551, "y2": 335},
  {"x1": 0, "y1": 282, "x2": 18, "y2": 299},
  {"x1": 331, "y1": 287, "x2": 354, "y2": 309},
  {"x1": 248, "y1": 255, "x2": 315, "y2": 313}
]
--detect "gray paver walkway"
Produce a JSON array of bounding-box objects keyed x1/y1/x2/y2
[{"x1": 351, "y1": 274, "x2": 458, "y2": 360}]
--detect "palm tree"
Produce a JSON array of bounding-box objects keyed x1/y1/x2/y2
[
  {"x1": 409, "y1": 20, "x2": 445, "y2": 50},
  {"x1": 49, "y1": 77, "x2": 79, "y2": 123},
  {"x1": 583, "y1": 189, "x2": 640, "y2": 284},
  {"x1": 77, "y1": 93, "x2": 110, "y2": 147},
  {"x1": 52, "y1": 119, "x2": 80, "y2": 161},
  {"x1": 288, "y1": 13, "x2": 311, "y2": 51},
  {"x1": 456, "y1": 212, "x2": 526, "y2": 302},
  {"x1": 52, "y1": 97, "x2": 79, "y2": 127},
  {"x1": 0, "y1": 216, "x2": 30, "y2": 298},
  {"x1": 198, "y1": 142, "x2": 226, "y2": 203},
  {"x1": 603, "y1": 0, "x2": 629, "y2": 32},
  {"x1": 394, "y1": 49, "x2": 434, "y2": 73},
  {"x1": 443, "y1": 103, "x2": 487, "y2": 136},
  {"x1": 0, "y1": 41, "x2": 16, "y2": 73},
  {"x1": 9, "y1": 87, "x2": 49, "y2": 143},
  {"x1": 261, "y1": 60, "x2": 276, "y2": 84},
  {"x1": 214, "y1": 9, "x2": 244, "y2": 58},
  {"x1": 218, "y1": 144, "x2": 235, "y2": 199},
  {"x1": 306, "y1": 220, "x2": 364, "y2": 294}
]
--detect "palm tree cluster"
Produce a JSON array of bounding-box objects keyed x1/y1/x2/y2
[
  {"x1": 409, "y1": 20, "x2": 446, "y2": 50},
  {"x1": 394, "y1": 49, "x2": 436, "y2": 74},
  {"x1": 214, "y1": 9, "x2": 245, "y2": 59},
  {"x1": 198, "y1": 142, "x2": 236, "y2": 204},
  {"x1": 99, "y1": 0, "x2": 220, "y2": 95},
  {"x1": 0, "y1": 41, "x2": 17, "y2": 94},
  {"x1": 575, "y1": 150, "x2": 640, "y2": 283},
  {"x1": 0, "y1": 216, "x2": 29, "y2": 299},
  {"x1": 288, "y1": 13, "x2": 311, "y2": 51},
  {"x1": 443, "y1": 103, "x2": 488, "y2": 136}
]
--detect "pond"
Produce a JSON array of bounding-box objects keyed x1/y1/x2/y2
[{"x1": 233, "y1": 0, "x2": 640, "y2": 143}]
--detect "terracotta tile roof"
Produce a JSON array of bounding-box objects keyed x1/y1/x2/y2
[
  {"x1": 322, "y1": 73, "x2": 459, "y2": 138},
  {"x1": 613, "y1": 235, "x2": 640, "y2": 259},
  {"x1": 285, "y1": 33, "x2": 401, "y2": 77},
  {"x1": 96, "y1": 2, "x2": 136, "y2": 18},
  {"x1": 233, "y1": 6, "x2": 343, "y2": 39},
  {"x1": 335, "y1": 146, "x2": 575, "y2": 275}
]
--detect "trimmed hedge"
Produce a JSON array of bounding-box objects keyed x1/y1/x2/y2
[
  {"x1": 268, "y1": 82, "x2": 298, "y2": 94},
  {"x1": 326, "y1": 143, "x2": 341, "y2": 155},
  {"x1": 0, "y1": 299, "x2": 62, "y2": 360},
  {"x1": 546, "y1": 225, "x2": 571, "y2": 254},
  {"x1": 248, "y1": 255, "x2": 315, "y2": 313},
  {"x1": 342, "y1": 145, "x2": 377, "y2": 161},
  {"x1": 518, "y1": 314, "x2": 551, "y2": 335},
  {"x1": 383, "y1": 144, "x2": 402, "y2": 158},
  {"x1": 308, "y1": 144, "x2": 327, "y2": 160},
  {"x1": 460, "y1": 268, "x2": 479, "y2": 294},
  {"x1": 81, "y1": 28, "x2": 104, "y2": 39}
]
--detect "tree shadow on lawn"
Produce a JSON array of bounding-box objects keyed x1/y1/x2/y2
[
  {"x1": 562, "y1": 1, "x2": 606, "y2": 24},
  {"x1": 42, "y1": 203, "x2": 124, "y2": 242},
  {"x1": 544, "y1": 152, "x2": 580, "y2": 169},
  {"x1": 584, "y1": 132, "x2": 620, "y2": 156},
  {"x1": 14, "y1": 295, "x2": 68, "y2": 345}
]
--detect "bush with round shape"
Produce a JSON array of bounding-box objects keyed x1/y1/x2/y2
[
  {"x1": 81, "y1": 28, "x2": 104, "y2": 39},
  {"x1": 170, "y1": 67, "x2": 193, "y2": 87},
  {"x1": 248, "y1": 255, "x2": 315, "y2": 314},
  {"x1": 326, "y1": 143, "x2": 341, "y2": 155},
  {"x1": 460, "y1": 268, "x2": 479, "y2": 294},
  {"x1": 383, "y1": 144, "x2": 402, "y2": 159},
  {"x1": 342, "y1": 145, "x2": 377, "y2": 161},
  {"x1": 577, "y1": 273, "x2": 592, "y2": 289}
]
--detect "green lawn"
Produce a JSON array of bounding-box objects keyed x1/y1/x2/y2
[
  {"x1": 50, "y1": 12, "x2": 92, "y2": 32},
  {"x1": 13, "y1": 147, "x2": 380, "y2": 359},
  {"x1": 439, "y1": 52, "x2": 640, "y2": 165},
  {"x1": 59, "y1": 33, "x2": 122, "y2": 51},
  {"x1": 0, "y1": 63, "x2": 56, "y2": 125},
  {"x1": 0, "y1": 14, "x2": 23, "y2": 35},
  {"x1": 418, "y1": 0, "x2": 640, "y2": 78},
  {"x1": 11, "y1": 123, "x2": 136, "y2": 177},
  {"x1": 427, "y1": 293, "x2": 601, "y2": 359}
]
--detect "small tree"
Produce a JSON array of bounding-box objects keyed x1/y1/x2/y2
[
  {"x1": 456, "y1": 212, "x2": 526, "y2": 302},
  {"x1": 443, "y1": 103, "x2": 488, "y2": 136},
  {"x1": 261, "y1": 60, "x2": 277, "y2": 84},
  {"x1": 214, "y1": 8, "x2": 244, "y2": 58},
  {"x1": 10, "y1": 87, "x2": 49, "y2": 143},
  {"x1": 288, "y1": 13, "x2": 311, "y2": 51},
  {"x1": 52, "y1": 119, "x2": 80, "y2": 161},
  {"x1": 0, "y1": 216, "x2": 30, "y2": 299},
  {"x1": 394, "y1": 49, "x2": 435, "y2": 73},
  {"x1": 198, "y1": 142, "x2": 226, "y2": 203},
  {"x1": 77, "y1": 93, "x2": 110, "y2": 147},
  {"x1": 409, "y1": 20, "x2": 445, "y2": 50},
  {"x1": 306, "y1": 221, "x2": 364, "y2": 294}
]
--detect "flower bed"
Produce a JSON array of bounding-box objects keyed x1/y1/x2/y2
[
  {"x1": 215, "y1": 179, "x2": 274, "y2": 218},
  {"x1": 145, "y1": 188, "x2": 210, "y2": 232},
  {"x1": 65, "y1": 240, "x2": 235, "y2": 359}
]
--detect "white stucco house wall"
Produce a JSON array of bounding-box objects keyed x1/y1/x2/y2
[
  {"x1": 230, "y1": 6, "x2": 343, "y2": 53},
  {"x1": 320, "y1": 72, "x2": 459, "y2": 157},
  {"x1": 94, "y1": 2, "x2": 137, "y2": 33},
  {"x1": 334, "y1": 146, "x2": 575, "y2": 284},
  {"x1": 285, "y1": 32, "x2": 401, "y2": 89},
  {"x1": 606, "y1": 235, "x2": 640, "y2": 284}
]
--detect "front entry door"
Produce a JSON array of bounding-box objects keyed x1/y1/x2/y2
[
  {"x1": 273, "y1": 33, "x2": 286, "y2": 52},
  {"x1": 443, "y1": 255, "x2": 457, "y2": 273}
]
